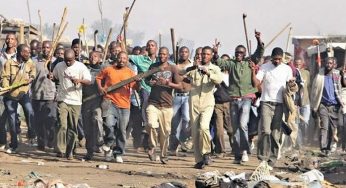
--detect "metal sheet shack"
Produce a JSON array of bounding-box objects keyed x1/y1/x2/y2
[
  {"x1": 292, "y1": 35, "x2": 346, "y2": 76},
  {"x1": 0, "y1": 15, "x2": 39, "y2": 47}
]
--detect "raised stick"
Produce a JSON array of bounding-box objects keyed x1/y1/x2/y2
[
  {"x1": 242, "y1": 13, "x2": 250, "y2": 56},
  {"x1": 170, "y1": 28, "x2": 177, "y2": 64},
  {"x1": 119, "y1": 0, "x2": 137, "y2": 37},
  {"x1": 102, "y1": 28, "x2": 113, "y2": 64},
  {"x1": 264, "y1": 23, "x2": 291, "y2": 49}
]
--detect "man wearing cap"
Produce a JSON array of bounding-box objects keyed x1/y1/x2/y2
[{"x1": 251, "y1": 47, "x2": 293, "y2": 166}]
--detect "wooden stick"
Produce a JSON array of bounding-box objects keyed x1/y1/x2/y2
[
  {"x1": 123, "y1": 7, "x2": 129, "y2": 49},
  {"x1": 45, "y1": 22, "x2": 68, "y2": 70},
  {"x1": 83, "y1": 67, "x2": 160, "y2": 102},
  {"x1": 94, "y1": 30, "x2": 99, "y2": 50},
  {"x1": 83, "y1": 18, "x2": 89, "y2": 56},
  {"x1": 102, "y1": 28, "x2": 113, "y2": 64},
  {"x1": 170, "y1": 28, "x2": 176, "y2": 64},
  {"x1": 51, "y1": 23, "x2": 56, "y2": 41},
  {"x1": 313, "y1": 39, "x2": 321, "y2": 68},
  {"x1": 285, "y1": 27, "x2": 293, "y2": 53},
  {"x1": 38, "y1": 10, "x2": 43, "y2": 43},
  {"x1": 264, "y1": 23, "x2": 291, "y2": 49},
  {"x1": 159, "y1": 32, "x2": 162, "y2": 48},
  {"x1": 119, "y1": 0, "x2": 137, "y2": 36},
  {"x1": 242, "y1": 13, "x2": 250, "y2": 56}
]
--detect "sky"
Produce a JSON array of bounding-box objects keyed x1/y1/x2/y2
[{"x1": 2, "y1": 0, "x2": 346, "y2": 55}]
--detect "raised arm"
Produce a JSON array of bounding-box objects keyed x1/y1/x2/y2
[{"x1": 250, "y1": 31, "x2": 265, "y2": 64}]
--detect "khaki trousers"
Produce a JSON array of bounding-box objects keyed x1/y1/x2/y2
[
  {"x1": 191, "y1": 105, "x2": 214, "y2": 163},
  {"x1": 146, "y1": 104, "x2": 173, "y2": 157},
  {"x1": 56, "y1": 102, "x2": 81, "y2": 156}
]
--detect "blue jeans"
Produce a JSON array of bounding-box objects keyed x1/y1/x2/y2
[
  {"x1": 4, "y1": 94, "x2": 35, "y2": 149},
  {"x1": 0, "y1": 96, "x2": 8, "y2": 145},
  {"x1": 231, "y1": 98, "x2": 252, "y2": 160},
  {"x1": 103, "y1": 103, "x2": 130, "y2": 155},
  {"x1": 169, "y1": 95, "x2": 190, "y2": 151}
]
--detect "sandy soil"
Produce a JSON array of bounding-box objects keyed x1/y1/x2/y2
[{"x1": 0, "y1": 137, "x2": 345, "y2": 188}]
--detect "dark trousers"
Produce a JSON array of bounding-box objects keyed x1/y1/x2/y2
[
  {"x1": 4, "y1": 94, "x2": 35, "y2": 149},
  {"x1": 127, "y1": 104, "x2": 143, "y2": 148},
  {"x1": 318, "y1": 103, "x2": 339, "y2": 151},
  {"x1": 82, "y1": 99, "x2": 102, "y2": 155},
  {"x1": 32, "y1": 100, "x2": 57, "y2": 148},
  {"x1": 211, "y1": 102, "x2": 232, "y2": 154},
  {"x1": 0, "y1": 96, "x2": 8, "y2": 145}
]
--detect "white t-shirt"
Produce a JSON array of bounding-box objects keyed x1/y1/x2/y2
[
  {"x1": 53, "y1": 61, "x2": 91, "y2": 105},
  {"x1": 256, "y1": 62, "x2": 293, "y2": 103}
]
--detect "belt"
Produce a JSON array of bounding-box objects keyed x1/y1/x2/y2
[
  {"x1": 175, "y1": 92, "x2": 189, "y2": 96},
  {"x1": 231, "y1": 97, "x2": 252, "y2": 101},
  {"x1": 263, "y1": 101, "x2": 281, "y2": 106}
]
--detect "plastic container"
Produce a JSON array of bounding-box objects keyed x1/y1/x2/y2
[
  {"x1": 299, "y1": 169, "x2": 324, "y2": 184},
  {"x1": 96, "y1": 164, "x2": 109, "y2": 169}
]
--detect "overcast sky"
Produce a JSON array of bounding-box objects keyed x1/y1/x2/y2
[{"x1": 2, "y1": 0, "x2": 346, "y2": 55}]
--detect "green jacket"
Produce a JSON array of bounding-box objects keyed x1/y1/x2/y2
[{"x1": 216, "y1": 43, "x2": 264, "y2": 97}]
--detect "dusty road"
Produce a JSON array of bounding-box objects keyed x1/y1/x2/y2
[{"x1": 0, "y1": 137, "x2": 345, "y2": 187}]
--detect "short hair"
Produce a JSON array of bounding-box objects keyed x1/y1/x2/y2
[
  {"x1": 294, "y1": 57, "x2": 304, "y2": 62},
  {"x1": 179, "y1": 46, "x2": 189, "y2": 53},
  {"x1": 132, "y1": 46, "x2": 141, "y2": 52},
  {"x1": 17, "y1": 44, "x2": 30, "y2": 53},
  {"x1": 71, "y1": 38, "x2": 82, "y2": 46},
  {"x1": 325, "y1": 57, "x2": 336, "y2": 63},
  {"x1": 30, "y1": 39, "x2": 39, "y2": 45},
  {"x1": 202, "y1": 46, "x2": 213, "y2": 52},
  {"x1": 221, "y1": 54, "x2": 231, "y2": 60},
  {"x1": 271, "y1": 47, "x2": 284, "y2": 57},
  {"x1": 159, "y1": 46, "x2": 169, "y2": 53},
  {"x1": 146, "y1": 40, "x2": 157, "y2": 46}
]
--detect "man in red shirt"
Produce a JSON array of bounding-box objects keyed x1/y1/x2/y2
[{"x1": 96, "y1": 51, "x2": 140, "y2": 163}]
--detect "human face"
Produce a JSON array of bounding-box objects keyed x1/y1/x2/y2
[
  {"x1": 89, "y1": 52, "x2": 100, "y2": 65},
  {"x1": 235, "y1": 47, "x2": 246, "y2": 62},
  {"x1": 202, "y1": 49, "x2": 212, "y2": 65},
  {"x1": 116, "y1": 53, "x2": 128, "y2": 68},
  {"x1": 5, "y1": 34, "x2": 17, "y2": 48},
  {"x1": 146, "y1": 41, "x2": 157, "y2": 56},
  {"x1": 42, "y1": 42, "x2": 51, "y2": 57},
  {"x1": 30, "y1": 42, "x2": 39, "y2": 57},
  {"x1": 194, "y1": 48, "x2": 202, "y2": 64},
  {"x1": 110, "y1": 45, "x2": 122, "y2": 56},
  {"x1": 20, "y1": 47, "x2": 31, "y2": 62},
  {"x1": 158, "y1": 48, "x2": 169, "y2": 63},
  {"x1": 179, "y1": 48, "x2": 189, "y2": 61},
  {"x1": 72, "y1": 44, "x2": 80, "y2": 57},
  {"x1": 55, "y1": 49, "x2": 64, "y2": 59},
  {"x1": 294, "y1": 59, "x2": 303, "y2": 70},
  {"x1": 64, "y1": 54, "x2": 75, "y2": 67},
  {"x1": 325, "y1": 59, "x2": 335, "y2": 72},
  {"x1": 271, "y1": 55, "x2": 283, "y2": 66}
]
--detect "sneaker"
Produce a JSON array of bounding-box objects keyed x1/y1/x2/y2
[
  {"x1": 160, "y1": 156, "x2": 168, "y2": 164},
  {"x1": 148, "y1": 148, "x2": 156, "y2": 161},
  {"x1": 29, "y1": 138, "x2": 38, "y2": 147},
  {"x1": 203, "y1": 154, "x2": 212, "y2": 165},
  {"x1": 102, "y1": 145, "x2": 111, "y2": 152},
  {"x1": 181, "y1": 139, "x2": 193, "y2": 152},
  {"x1": 0, "y1": 145, "x2": 5, "y2": 151},
  {"x1": 233, "y1": 160, "x2": 241, "y2": 164},
  {"x1": 194, "y1": 161, "x2": 205, "y2": 169},
  {"x1": 6, "y1": 148, "x2": 16, "y2": 154},
  {"x1": 105, "y1": 149, "x2": 113, "y2": 162},
  {"x1": 83, "y1": 154, "x2": 93, "y2": 161},
  {"x1": 115, "y1": 155, "x2": 123, "y2": 163},
  {"x1": 241, "y1": 151, "x2": 249, "y2": 162}
]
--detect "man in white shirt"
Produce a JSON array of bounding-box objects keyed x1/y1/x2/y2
[
  {"x1": 251, "y1": 47, "x2": 293, "y2": 166},
  {"x1": 50, "y1": 49, "x2": 91, "y2": 159}
]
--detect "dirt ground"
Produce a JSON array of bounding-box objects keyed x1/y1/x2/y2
[{"x1": 0, "y1": 136, "x2": 345, "y2": 188}]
